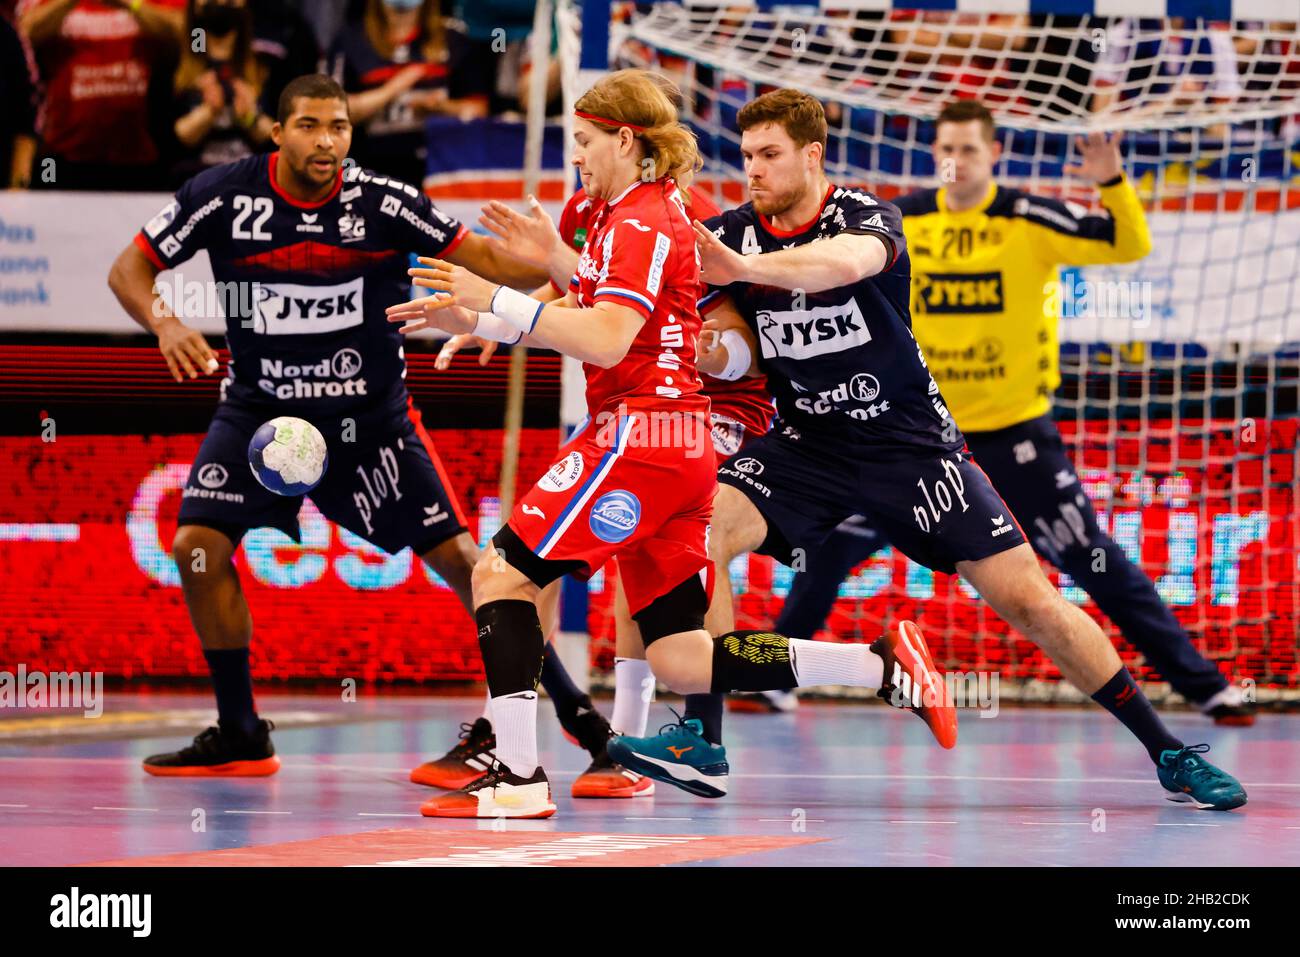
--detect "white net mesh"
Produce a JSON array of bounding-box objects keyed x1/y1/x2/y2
[{"x1": 566, "y1": 2, "x2": 1300, "y2": 700}]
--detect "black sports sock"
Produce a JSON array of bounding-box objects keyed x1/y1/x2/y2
[
  {"x1": 476, "y1": 599, "x2": 546, "y2": 696},
  {"x1": 539, "y1": 642, "x2": 591, "y2": 724},
  {"x1": 1091, "y1": 667, "x2": 1183, "y2": 763},
  {"x1": 710, "y1": 630, "x2": 798, "y2": 693},
  {"x1": 683, "y1": 693, "x2": 723, "y2": 745},
  {"x1": 204, "y1": 648, "x2": 258, "y2": 737}
]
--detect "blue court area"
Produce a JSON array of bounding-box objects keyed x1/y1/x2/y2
[{"x1": 2, "y1": 693, "x2": 1297, "y2": 867}]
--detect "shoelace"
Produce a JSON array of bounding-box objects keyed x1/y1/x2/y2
[
  {"x1": 449, "y1": 721, "x2": 487, "y2": 757},
  {"x1": 186, "y1": 726, "x2": 225, "y2": 757},
  {"x1": 465, "y1": 759, "x2": 515, "y2": 793},
  {"x1": 1172, "y1": 743, "x2": 1219, "y2": 782},
  {"x1": 653, "y1": 707, "x2": 696, "y2": 739}
]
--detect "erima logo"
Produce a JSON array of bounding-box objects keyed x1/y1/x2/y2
[
  {"x1": 423, "y1": 503, "x2": 449, "y2": 527},
  {"x1": 916, "y1": 272, "x2": 1005, "y2": 315},
  {"x1": 251, "y1": 278, "x2": 365, "y2": 334},
  {"x1": 756, "y1": 297, "x2": 871, "y2": 360},
  {"x1": 297, "y1": 212, "x2": 324, "y2": 233}
]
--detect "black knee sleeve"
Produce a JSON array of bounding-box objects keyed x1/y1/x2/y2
[
  {"x1": 710, "y1": 630, "x2": 798, "y2": 694},
  {"x1": 633, "y1": 573, "x2": 708, "y2": 646},
  {"x1": 475, "y1": 599, "x2": 545, "y2": 697}
]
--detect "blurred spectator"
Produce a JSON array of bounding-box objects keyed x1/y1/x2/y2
[
  {"x1": 18, "y1": 0, "x2": 185, "y2": 190},
  {"x1": 1, "y1": 10, "x2": 38, "y2": 187},
  {"x1": 452, "y1": 0, "x2": 537, "y2": 116},
  {"x1": 170, "y1": 0, "x2": 273, "y2": 184},
  {"x1": 330, "y1": 0, "x2": 486, "y2": 186},
  {"x1": 247, "y1": 0, "x2": 321, "y2": 114},
  {"x1": 1093, "y1": 18, "x2": 1242, "y2": 127}
]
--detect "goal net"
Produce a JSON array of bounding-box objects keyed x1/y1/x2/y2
[{"x1": 565, "y1": 1, "x2": 1300, "y2": 702}]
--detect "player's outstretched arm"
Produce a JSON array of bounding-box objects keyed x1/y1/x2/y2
[
  {"x1": 478, "y1": 197, "x2": 582, "y2": 291},
  {"x1": 693, "y1": 219, "x2": 889, "y2": 293},
  {"x1": 107, "y1": 241, "x2": 217, "y2": 382},
  {"x1": 1049, "y1": 132, "x2": 1153, "y2": 266},
  {"x1": 445, "y1": 229, "x2": 552, "y2": 292},
  {"x1": 390, "y1": 258, "x2": 643, "y2": 368},
  {"x1": 699, "y1": 294, "x2": 760, "y2": 379},
  {"x1": 431, "y1": 281, "x2": 563, "y2": 369}
]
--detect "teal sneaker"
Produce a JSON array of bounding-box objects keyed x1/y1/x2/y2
[
  {"x1": 606, "y1": 714, "x2": 729, "y2": 799},
  {"x1": 1157, "y1": 744, "x2": 1247, "y2": 811}
]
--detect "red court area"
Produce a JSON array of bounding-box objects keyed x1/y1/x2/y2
[{"x1": 2, "y1": 694, "x2": 1298, "y2": 867}]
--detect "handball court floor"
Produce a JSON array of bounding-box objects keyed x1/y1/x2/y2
[{"x1": 2, "y1": 693, "x2": 1298, "y2": 867}]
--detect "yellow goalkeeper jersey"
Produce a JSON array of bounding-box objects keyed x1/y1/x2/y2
[{"x1": 894, "y1": 177, "x2": 1152, "y2": 433}]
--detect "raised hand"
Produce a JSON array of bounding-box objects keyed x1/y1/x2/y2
[
  {"x1": 1065, "y1": 131, "x2": 1123, "y2": 185},
  {"x1": 406, "y1": 257, "x2": 499, "y2": 312},
  {"x1": 478, "y1": 196, "x2": 560, "y2": 269}
]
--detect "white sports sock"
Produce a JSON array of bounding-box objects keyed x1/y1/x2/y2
[
  {"x1": 490, "y1": 691, "x2": 538, "y2": 776},
  {"x1": 612, "y1": 657, "x2": 653, "y2": 736},
  {"x1": 788, "y1": 639, "x2": 883, "y2": 689}
]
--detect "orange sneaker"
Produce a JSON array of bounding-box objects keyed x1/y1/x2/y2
[
  {"x1": 410, "y1": 717, "x2": 495, "y2": 789},
  {"x1": 420, "y1": 763, "x2": 557, "y2": 819},
  {"x1": 871, "y1": 621, "x2": 958, "y2": 749},
  {"x1": 571, "y1": 748, "x2": 655, "y2": 798},
  {"x1": 142, "y1": 721, "x2": 281, "y2": 777}
]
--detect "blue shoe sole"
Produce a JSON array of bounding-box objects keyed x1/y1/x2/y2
[{"x1": 607, "y1": 739, "x2": 729, "y2": 799}]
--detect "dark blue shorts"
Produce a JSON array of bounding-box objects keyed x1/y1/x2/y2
[
  {"x1": 177, "y1": 400, "x2": 468, "y2": 555},
  {"x1": 716, "y1": 427, "x2": 1026, "y2": 574}
]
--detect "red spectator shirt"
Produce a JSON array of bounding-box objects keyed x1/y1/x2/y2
[
  {"x1": 18, "y1": 0, "x2": 185, "y2": 165},
  {"x1": 558, "y1": 184, "x2": 774, "y2": 448},
  {"x1": 568, "y1": 177, "x2": 709, "y2": 422}
]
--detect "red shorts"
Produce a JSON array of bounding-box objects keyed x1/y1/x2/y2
[{"x1": 506, "y1": 410, "x2": 717, "y2": 615}]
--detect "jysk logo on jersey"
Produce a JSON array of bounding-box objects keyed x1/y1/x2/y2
[
  {"x1": 915, "y1": 272, "x2": 1004, "y2": 315},
  {"x1": 250, "y1": 278, "x2": 365, "y2": 334},
  {"x1": 756, "y1": 297, "x2": 872, "y2": 360},
  {"x1": 589, "y1": 490, "x2": 641, "y2": 543}
]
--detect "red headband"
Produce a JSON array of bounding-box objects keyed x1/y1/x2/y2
[{"x1": 574, "y1": 110, "x2": 647, "y2": 133}]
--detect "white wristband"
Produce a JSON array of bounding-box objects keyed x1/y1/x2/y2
[
  {"x1": 472, "y1": 311, "x2": 522, "y2": 344},
  {"x1": 490, "y1": 285, "x2": 545, "y2": 336},
  {"x1": 714, "y1": 328, "x2": 752, "y2": 381}
]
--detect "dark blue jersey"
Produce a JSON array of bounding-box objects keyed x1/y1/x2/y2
[
  {"x1": 699, "y1": 184, "x2": 961, "y2": 459},
  {"x1": 134, "y1": 152, "x2": 466, "y2": 423}
]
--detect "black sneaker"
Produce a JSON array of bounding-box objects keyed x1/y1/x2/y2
[
  {"x1": 410, "y1": 717, "x2": 496, "y2": 788},
  {"x1": 560, "y1": 702, "x2": 614, "y2": 758},
  {"x1": 143, "y1": 719, "x2": 279, "y2": 777},
  {"x1": 1204, "y1": 702, "x2": 1256, "y2": 727}
]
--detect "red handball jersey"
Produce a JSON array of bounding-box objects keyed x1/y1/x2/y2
[
  {"x1": 568, "y1": 178, "x2": 710, "y2": 421},
  {"x1": 557, "y1": 184, "x2": 773, "y2": 455}
]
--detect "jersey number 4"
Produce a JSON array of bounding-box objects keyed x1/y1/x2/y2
[{"x1": 232, "y1": 196, "x2": 274, "y2": 241}]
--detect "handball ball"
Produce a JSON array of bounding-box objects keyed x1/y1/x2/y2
[{"x1": 248, "y1": 416, "x2": 328, "y2": 496}]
